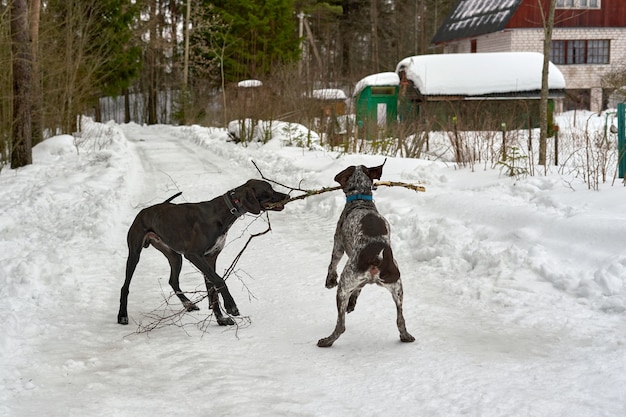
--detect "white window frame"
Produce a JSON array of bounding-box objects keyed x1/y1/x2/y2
[{"x1": 556, "y1": 0, "x2": 601, "y2": 9}]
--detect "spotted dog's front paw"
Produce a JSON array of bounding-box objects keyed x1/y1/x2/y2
[{"x1": 325, "y1": 271, "x2": 338, "y2": 289}]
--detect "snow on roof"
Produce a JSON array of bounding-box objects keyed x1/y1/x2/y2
[
  {"x1": 237, "y1": 79, "x2": 263, "y2": 88},
  {"x1": 396, "y1": 52, "x2": 566, "y2": 96},
  {"x1": 353, "y1": 72, "x2": 400, "y2": 97},
  {"x1": 311, "y1": 89, "x2": 347, "y2": 101}
]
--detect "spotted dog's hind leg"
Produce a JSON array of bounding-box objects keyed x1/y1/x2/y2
[{"x1": 383, "y1": 280, "x2": 415, "y2": 343}]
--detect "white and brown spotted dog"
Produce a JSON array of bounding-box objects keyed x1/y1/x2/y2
[{"x1": 317, "y1": 162, "x2": 415, "y2": 347}]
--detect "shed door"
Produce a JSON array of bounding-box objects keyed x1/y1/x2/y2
[{"x1": 377, "y1": 103, "x2": 387, "y2": 128}]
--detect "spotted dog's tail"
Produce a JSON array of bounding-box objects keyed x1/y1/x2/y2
[{"x1": 357, "y1": 242, "x2": 400, "y2": 283}]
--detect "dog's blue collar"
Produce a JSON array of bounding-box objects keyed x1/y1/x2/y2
[{"x1": 346, "y1": 194, "x2": 373, "y2": 202}]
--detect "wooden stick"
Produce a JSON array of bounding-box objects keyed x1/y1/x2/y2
[
  {"x1": 373, "y1": 180, "x2": 426, "y2": 193},
  {"x1": 266, "y1": 180, "x2": 425, "y2": 209},
  {"x1": 251, "y1": 159, "x2": 425, "y2": 208}
]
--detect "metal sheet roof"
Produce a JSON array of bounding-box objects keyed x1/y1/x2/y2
[{"x1": 432, "y1": 0, "x2": 523, "y2": 44}]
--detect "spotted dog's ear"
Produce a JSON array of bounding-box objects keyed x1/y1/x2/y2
[
  {"x1": 334, "y1": 166, "x2": 356, "y2": 187},
  {"x1": 365, "y1": 160, "x2": 385, "y2": 181}
]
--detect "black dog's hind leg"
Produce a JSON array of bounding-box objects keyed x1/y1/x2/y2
[
  {"x1": 118, "y1": 247, "x2": 140, "y2": 324},
  {"x1": 149, "y1": 235, "x2": 199, "y2": 312},
  {"x1": 118, "y1": 226, "x2": 146, "y2": 325}
]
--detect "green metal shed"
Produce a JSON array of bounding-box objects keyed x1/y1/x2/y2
[{"x1": 353, "y1": 72, "x2": 399, "y2": 139}]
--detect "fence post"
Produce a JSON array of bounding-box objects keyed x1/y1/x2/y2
[
  {"x1": 554, "y1": 126, "x2": 559, "y2": 166},
  {"x1": 618, "y1": 103, "x2": 626, "y2": 179}
]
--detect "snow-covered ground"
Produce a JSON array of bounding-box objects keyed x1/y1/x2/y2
[{"x1": 1, "y1": 115, "x2": 625, "y2": 416}]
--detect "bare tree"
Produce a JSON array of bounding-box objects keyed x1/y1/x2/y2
[
  {"x1": 10, "y1": 0, "x2": 32, "y2": 168},
  {"x1": 539, "y1": 0, "x2": 556, "y2": 167},
  {"x1": 30, "y1": 0, "x2": 42, "y2": 146}
]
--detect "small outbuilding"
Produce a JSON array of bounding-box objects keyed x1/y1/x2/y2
[
  {"x1": 309, "y1": 89, "x2": 348, "y2": 145},
  {"x1": 395, "y1": 52, "x2": 566, "y2": 131},
  {"x1": 353, "y1": 72, "x2": 400, "y2": 138},
  {"x1": 311, "y1": 88, "x2": 348, "y2": 117}
]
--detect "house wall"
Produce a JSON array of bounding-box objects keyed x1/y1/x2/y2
[
  {"x1": 509, "y1": 0, "x2": 626, "y2": 28},
  {"x1": 442, "y1": 27, "x2": 626, "y2": 112}
]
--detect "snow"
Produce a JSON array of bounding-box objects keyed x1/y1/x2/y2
[
  {"x1": 311, "y1": 88, "x2": 347, "y2": 101},
  {"x1": 1, "y1": 115, "x2": 626, "y2": 416},
  {"x1": 227, "y1": 119, "x2": 321, "y2": 147},
  {"x1": 396, "y1": 52, "x2": 566, "y2": 96},
  {"x1": 353, "y1": 72, "x2": 400, "y2": 97},
  {"x1": 237, "y1": 79, "x2": 263, "y2": 88}
]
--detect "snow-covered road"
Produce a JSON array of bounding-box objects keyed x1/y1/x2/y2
[{"x1": 1, "y1": 119, "x2": 625, "y2": 416}]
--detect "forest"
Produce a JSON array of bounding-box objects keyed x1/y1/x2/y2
[{"x1": 1, "y1": 0, "x2": 455, "y2": 168}]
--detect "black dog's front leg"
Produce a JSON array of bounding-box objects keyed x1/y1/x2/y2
[
  {"x1": 185, "y1": 253, "x2": 240, "y2": 325},
  {"x1": 207, "y1": 286, "x2": 236, "y2": 326}
]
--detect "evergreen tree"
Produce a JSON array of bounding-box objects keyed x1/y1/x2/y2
[
  {"x1": 91, "y1": 0, "x2": 142, "y2": 98},
  {"x1": 198, "y1": 0, "x2": 300, "y2": 82}
]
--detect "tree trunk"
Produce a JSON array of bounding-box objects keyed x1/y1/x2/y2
[
  {"x1": 539, "y1": 0, "x2": 556, "y2": 167},
  {"x1": 30, "y1": 0, "x2": 43, "y2": 146},
  {"x1": 10, "y1": 0, "x2": 33, "y2": 168},
  {"x1": 124, "y1": 88, "x2": 131, "y2": 124},
  {"x1": 147, "y1": 0, "x2": 158, "y2": 125}
]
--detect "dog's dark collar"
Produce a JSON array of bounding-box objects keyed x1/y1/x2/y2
[
  {"x1": 346, "y1": 194, "x2": 373, "y2": 202},
  {"x1": 223, "y1": 191, "x2": 245, "y2": 217}
]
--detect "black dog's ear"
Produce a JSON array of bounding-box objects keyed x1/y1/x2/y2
[
  {"x1": 365, "y1": 160, "x2": 385, "y2": 181},
  {"x1": 238, "y1": 188, "x2": 262, "y2": 214},
  {"x1": 334, "y1": 166, "x2": 356, "y2": 187}
]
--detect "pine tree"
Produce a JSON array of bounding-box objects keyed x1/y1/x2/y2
[{"x1": 198, "y1": 0, "x2": 300, "y2": 82}]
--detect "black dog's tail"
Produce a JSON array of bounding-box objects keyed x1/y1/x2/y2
[
  {"x1": 163, "y1": 191, "x2": 182, "y2": 203},
  {"x1": 357, "y1": 242, "x2": 400, "y2": 283}
]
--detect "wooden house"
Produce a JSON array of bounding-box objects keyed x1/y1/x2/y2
[
  {"x1": 432, "y1": 0, "x2": 626, "y2": 112},
  {"x1": 310, "y1": 89, "x2": 347, "y2": 145},
  {"x1": 395, "y1": 52, "x2": 565, "y2": 131}
]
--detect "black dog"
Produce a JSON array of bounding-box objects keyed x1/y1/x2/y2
[
  {"x1": 318, "y1": 163, "x2": 415, "y2": 347},
  {"x1": 117, "y1": 179, "x2": 288, "y2": 326}
]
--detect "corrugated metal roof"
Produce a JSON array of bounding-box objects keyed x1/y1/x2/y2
[{"x1": 432, "y1": 0, "x2": 523, "y2": 44}]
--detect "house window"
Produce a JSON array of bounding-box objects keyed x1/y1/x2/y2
[
  {"x1": 556, "y1": 0, "x2": 600, "y2": 8},
  {"x1": 550, "y1": 40, "x2": 610, "y2": 64},
  {"x1": 587, "y1": 40, "x2": 610, "y2": 63}
]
